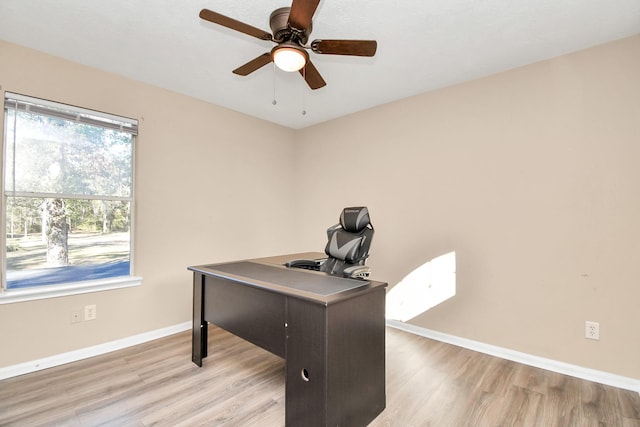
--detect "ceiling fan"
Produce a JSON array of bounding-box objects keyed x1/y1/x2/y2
[{"x1": 199, "y1": 0, "x2": 377, "y2": 90}]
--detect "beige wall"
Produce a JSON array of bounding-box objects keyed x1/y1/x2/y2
[
  {"x1": 0, "y1": 41, "x2": 297, "y2": 367},
  {"x1": 294, "y1": 35, "x2": 640, "y2": 379},
  {"x1": 1, "y1": 35, "x2": 639, "y2": 381}
]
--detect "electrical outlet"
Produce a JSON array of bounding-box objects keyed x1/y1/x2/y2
[
  {"x1": 84, "y1": 304, "x2": 97, "y2": 321},
  {"x1": 71, "y1": 309, "x2": 82, "y2": 324},
  {"x1": 585, "y1": 321, "x2": 600, "y2": 340}
]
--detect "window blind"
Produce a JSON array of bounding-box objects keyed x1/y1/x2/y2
[{"x1": 4, "y1": 92, "x2": 138, "y2": 135}]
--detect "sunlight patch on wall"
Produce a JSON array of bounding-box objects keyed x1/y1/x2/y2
[{"x1": 386, "y1": 251, "x2": 456, "y2": 322}]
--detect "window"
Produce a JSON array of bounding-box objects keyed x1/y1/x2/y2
[{"x1": 2, "y1": 93, "x2": 138, "y2": 297}]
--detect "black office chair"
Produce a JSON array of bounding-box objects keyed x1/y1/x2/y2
[{"x1": 287, "y1": 207, "x2": 374, "y2": 279}]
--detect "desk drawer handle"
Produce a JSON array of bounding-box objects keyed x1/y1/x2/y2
[{"x1": 301, "y1": 368, "x2": 310, "y2": 382}]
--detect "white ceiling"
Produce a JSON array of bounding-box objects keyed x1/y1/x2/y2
[{"x1": 1, "y1": 0, "x2": 639, "y2": 129}]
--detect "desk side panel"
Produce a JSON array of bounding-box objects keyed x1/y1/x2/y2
[
  {"x1": 327, "y1": 286, "x2": 387, "y2": 426},
  {"x1": 286, "y1": 286, "x2": 387, "y2": 427},
  {"x1": 203, "y1": 275, "x2": 286, "y2": 358},
  {"x1": 192, "y1": 272, "x2": 207, "y2": 366},
  {"x1": 285, "y1": 298, "x2": 328, "y2": 427}
]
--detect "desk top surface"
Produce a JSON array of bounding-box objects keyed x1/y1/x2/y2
[{"x1": 189, "y1": 252, "x2": 387, "y2": 304}]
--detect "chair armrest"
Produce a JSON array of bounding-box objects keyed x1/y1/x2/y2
[{"x1": 343, "y1": 265, "x2": 371, "y2": 280}]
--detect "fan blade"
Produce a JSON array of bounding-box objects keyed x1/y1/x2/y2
[
  {"x1": 299, "y1": 60, "x2": 326, "y2": 90},
  {"x1": 311, "y1": 40, "x2": 377, "y2": 56},
  {"x1": 199, "y1": 9, "x2": 272, "y2": 41},
  {"x1": 288, "y1": 0, "x2": 320, "y2": 31},
  {"x1": 233, "y1": 53, "x2": 273, "y2": 76}
]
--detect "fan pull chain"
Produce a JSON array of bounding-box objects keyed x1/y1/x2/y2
[
  {"x1": 272, "y1": 63, "x2": 278, "y2": 105},
  {"x1": 301, "y1": 66, "x2": 307, "y2": 116}
]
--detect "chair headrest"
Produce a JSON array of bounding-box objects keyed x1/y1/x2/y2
[{"x1": 340, "y1": 207, "x2": 371, "y2": 232}]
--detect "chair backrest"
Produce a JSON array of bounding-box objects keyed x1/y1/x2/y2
[{"x1": 321, "y1": 207, "x2": 374, "y2": 277}]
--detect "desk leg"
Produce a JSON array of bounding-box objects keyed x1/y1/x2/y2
[{"x1": 192, "y1": 272, "x2": 207, "y2": 366}]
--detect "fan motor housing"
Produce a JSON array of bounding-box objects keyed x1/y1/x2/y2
[{"x1": 270, "y1": 7, "x2": 312, "y2": 44}]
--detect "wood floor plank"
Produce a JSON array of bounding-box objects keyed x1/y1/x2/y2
[{"x1": 1, "y1": 326, "x2": 638, "y2": 426}]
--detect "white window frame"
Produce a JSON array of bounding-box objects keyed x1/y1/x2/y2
[{"x1": 0, "y1": 92, "x2": 142, "y2": 304}]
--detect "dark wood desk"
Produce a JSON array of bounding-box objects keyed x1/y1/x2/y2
[{"x1": 189, "y1": 253, "x2": 387, "y2": 427}]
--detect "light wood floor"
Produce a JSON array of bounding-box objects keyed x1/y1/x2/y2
[{"x1": 1, "y1": 326, "x2": 639, "y2": 426}]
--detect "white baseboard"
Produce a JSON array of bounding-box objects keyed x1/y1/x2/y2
[
  {"x1": 386, "y1": 319, "x2": 640, "y2": 394},
  {"x1": 0, "y1": 321, "x2": 191, "y2": 381}
]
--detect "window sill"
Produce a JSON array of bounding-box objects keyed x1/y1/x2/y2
[{"x1": 0, "y1": 276, "x2": 142, "y2": 304}]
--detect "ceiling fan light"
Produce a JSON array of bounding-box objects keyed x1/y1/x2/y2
[{"x1": 272, "y1": 45, "x2": 307, "y2": 72}]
